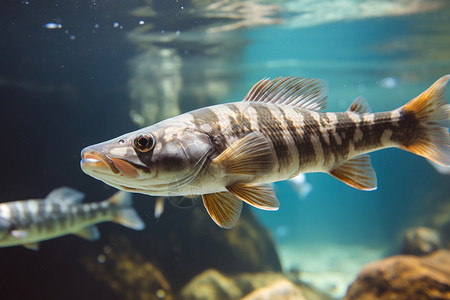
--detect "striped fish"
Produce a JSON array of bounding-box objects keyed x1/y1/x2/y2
[
  {"x1": 80, "y1": 75, "x2": 450, "y2": 228},
  {"x1": 0, "y1": 187, "x2": 144, "y2": 250}
]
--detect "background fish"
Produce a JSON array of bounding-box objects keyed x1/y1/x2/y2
[
  {"x1": 80, "y1": 75, "x2": 450, "y2": 228},
  {"x1": 0, "y1": 187, "x2": 145, "y2": 250}
]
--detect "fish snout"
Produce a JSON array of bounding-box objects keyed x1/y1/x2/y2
[
  {"x1": 80, "y1": 148, "x2": 139, "y2": 178},
  {"x1": 80, "y1": 148, "x2": 120, "y2": 174}
]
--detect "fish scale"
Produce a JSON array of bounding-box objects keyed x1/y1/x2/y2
[{"x1": 80, "y1": 75, "x2": 450, "y2": 228}]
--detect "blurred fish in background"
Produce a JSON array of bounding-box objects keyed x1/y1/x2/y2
[{"x1": 0, "y1": 187, "x2": 144, "y2": 250}]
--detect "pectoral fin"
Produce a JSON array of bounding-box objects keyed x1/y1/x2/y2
[
  {"x1": 212, "y1": 132, "x2": 275, "y2": 176},
  {"x1": 74, "y1": 226, "x2": 100, "y2": 241},
  {"x1": 202, "y1": 192, "x2": 243, "y2": 229},
  {"x1": 23, "y1": 243, "x2": 39, "y2": 251},
  {"x1": 329, "y1": 155, "x2": 377, "y2": 190},
  {"x1": 227, "y1": 183, "x2": 279, "y2": 211}
]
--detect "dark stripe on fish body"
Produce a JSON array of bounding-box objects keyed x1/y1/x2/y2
[
  {"x1": 83, "y1": 203, "x2": 95, "y2": 220},
  {"x1": 43, "y1": 203, "x2": 55, "y2": 232},
  {"x1": 250, "y1": 103, "x2": 290, "y2": 171},
  {"x1": 21, "y1": 202, "x2": 32, "y2": 227},
  {"x1": 99, "y1": 202, "x2": 109, "y2": 217},
  {"x1": 67, "y1": 206, "x2": 75, "y2": 227},
  {"x1": 317, "y1": 113, "x2": 337, "y2": 165},
  {"x1": 353, "y1": 112, "x2": 394, "y2": 151},
  {"x1": 51, "y1": 203, "x2": 61, "y2": 231},
  {"x1": 278, "y1": 107, "x2": 309, "y2": 173},
  {"x1": 77, "y1": 204, "x2": 87, "y2": 221},
  {"x1": 390, "y1": 110, "x2": 420, "y2": 147},
  {"x1": 60, "y1": 205, "x2": 71, "y2": 231},
  {"x1": 52, "y1": 203, "x2": 62, "y2": 228},
  {"x1": 226, "y1": 104, "x2": 253, "y2": 136},
  {"x1": 310, "y1": 114, "x2": 333, "y2": 165},
  {"x1": 88, "y1": 203, "x2": 97, "y2": 219},
  {"x1": 335, "y1": 113, "x2": 354, "y2": 161},
  {"x1": 335, "y1": 113, "x2": 357, "y2": 143},
  {"x1": 325, "y1": 112, "x2": 361, "y2": 164},
  {"x1": 9, "y1": 203, "x2": 20, "y2": 224},
  {"x1": 287, "y1": 108, "x2": 318, "y2": 170},
  {"x1": 190, "y1": 108, "x2": 227, "y2": 154},
  {"x1": 301, "y1": 111, "x2": 330, "y2": 164},
  {"x1": 36, "y1": 201, "x2": 47, "y2": 234}
]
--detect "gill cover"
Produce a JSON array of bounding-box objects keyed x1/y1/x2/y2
[{"x1": 143, "y1": 127, "x2": 213, "y2": 187}]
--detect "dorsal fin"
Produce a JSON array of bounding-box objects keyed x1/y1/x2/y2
[
  {"x1": 44, "y1": 187, "x2": 85, "y2": 204},
  {"x1": 243, "y1": 76, "x2": 328, "y2": 111},
  {"x1": 347, "y1": 97, "x2": 371, "y2": 114}
]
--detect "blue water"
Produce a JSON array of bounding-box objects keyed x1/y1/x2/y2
[{"x1": 1, "y1": 1, "x2": 450, "y2": 299}]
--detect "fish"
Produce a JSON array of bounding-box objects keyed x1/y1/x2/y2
[
  {"x1": 0, "y1": 187, "x2": 145, "y2": 250},
  {"x1": 80, "y1": 75, "x2": 450, "y2": 228}
]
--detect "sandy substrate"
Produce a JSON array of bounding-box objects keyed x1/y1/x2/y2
[{"x1": 278, "y1": 243, "x2": 388, "y2": 298}]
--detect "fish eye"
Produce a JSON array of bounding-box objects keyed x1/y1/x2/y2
[
  {"x1": 133, "y1": 133, "x2": 155, "y2": 152},
  {"x1": 118, "y1": 139, "x2": 125, "y2": 145}
]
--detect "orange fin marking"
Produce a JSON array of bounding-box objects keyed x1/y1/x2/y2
[
  {"x1": 401, "y1": 75, "x2": 450, "y2": 166},
  {"x1": 227, "y1": 183, "x2": 279, "y2": 211},
  {"x1": 202, "y1": 192, "x2": 243, "y2": 229},
  {"x1": 329, "y1": 155, "x2": 377, "y2": 191}
]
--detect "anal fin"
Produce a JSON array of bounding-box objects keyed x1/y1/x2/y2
[
  {"x1": 74, "y1": 225, "x2": 100, "y2": 241},
  {"x1": 227, "y1": 183, "x2": 279, "y2": 211},
  {"x1": 202, "y1": 192, "x2": 243, "y2": 229},
  {"x1": 329, "y1": 155, "x2": 377, "y2": 191}
]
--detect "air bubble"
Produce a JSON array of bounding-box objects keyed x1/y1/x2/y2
[{"x1": 97, "y1": 254, "x2": 106, "y2": 263}]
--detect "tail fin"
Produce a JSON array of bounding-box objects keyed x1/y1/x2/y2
[
  {"x1": 400, "y1": 75, "x2": 450, "y2": 166},
  {"x1": 108, "y1": 191, "x2": 145, "y2": 230}
]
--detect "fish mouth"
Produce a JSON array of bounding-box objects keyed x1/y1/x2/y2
[{"x1": 80, "y1": 150, "x2": 138, "y2": 178}]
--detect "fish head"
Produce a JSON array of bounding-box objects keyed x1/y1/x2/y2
[{"x1": 80, "y1": 124, "x2": 213, "y2": 195}]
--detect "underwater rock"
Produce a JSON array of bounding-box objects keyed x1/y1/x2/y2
[
  {"x1": 81, "y1": 237, "x2": 173, "y2": 300},
  {"x1": 241, "y1": 278, "x2": 307, "y2": 300},
  {"x1": 343, "y1": 250, "x2": 450, "y2": 300},
  {"x1": 179, "y1": 270, "x2": 317, "y2": 300},
  {"x1": 179, "y1": 269, "x2": 241, "y2": 300},
  {"x1": 402, "y1": 226, "x2": 441, "y2": 256}
]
